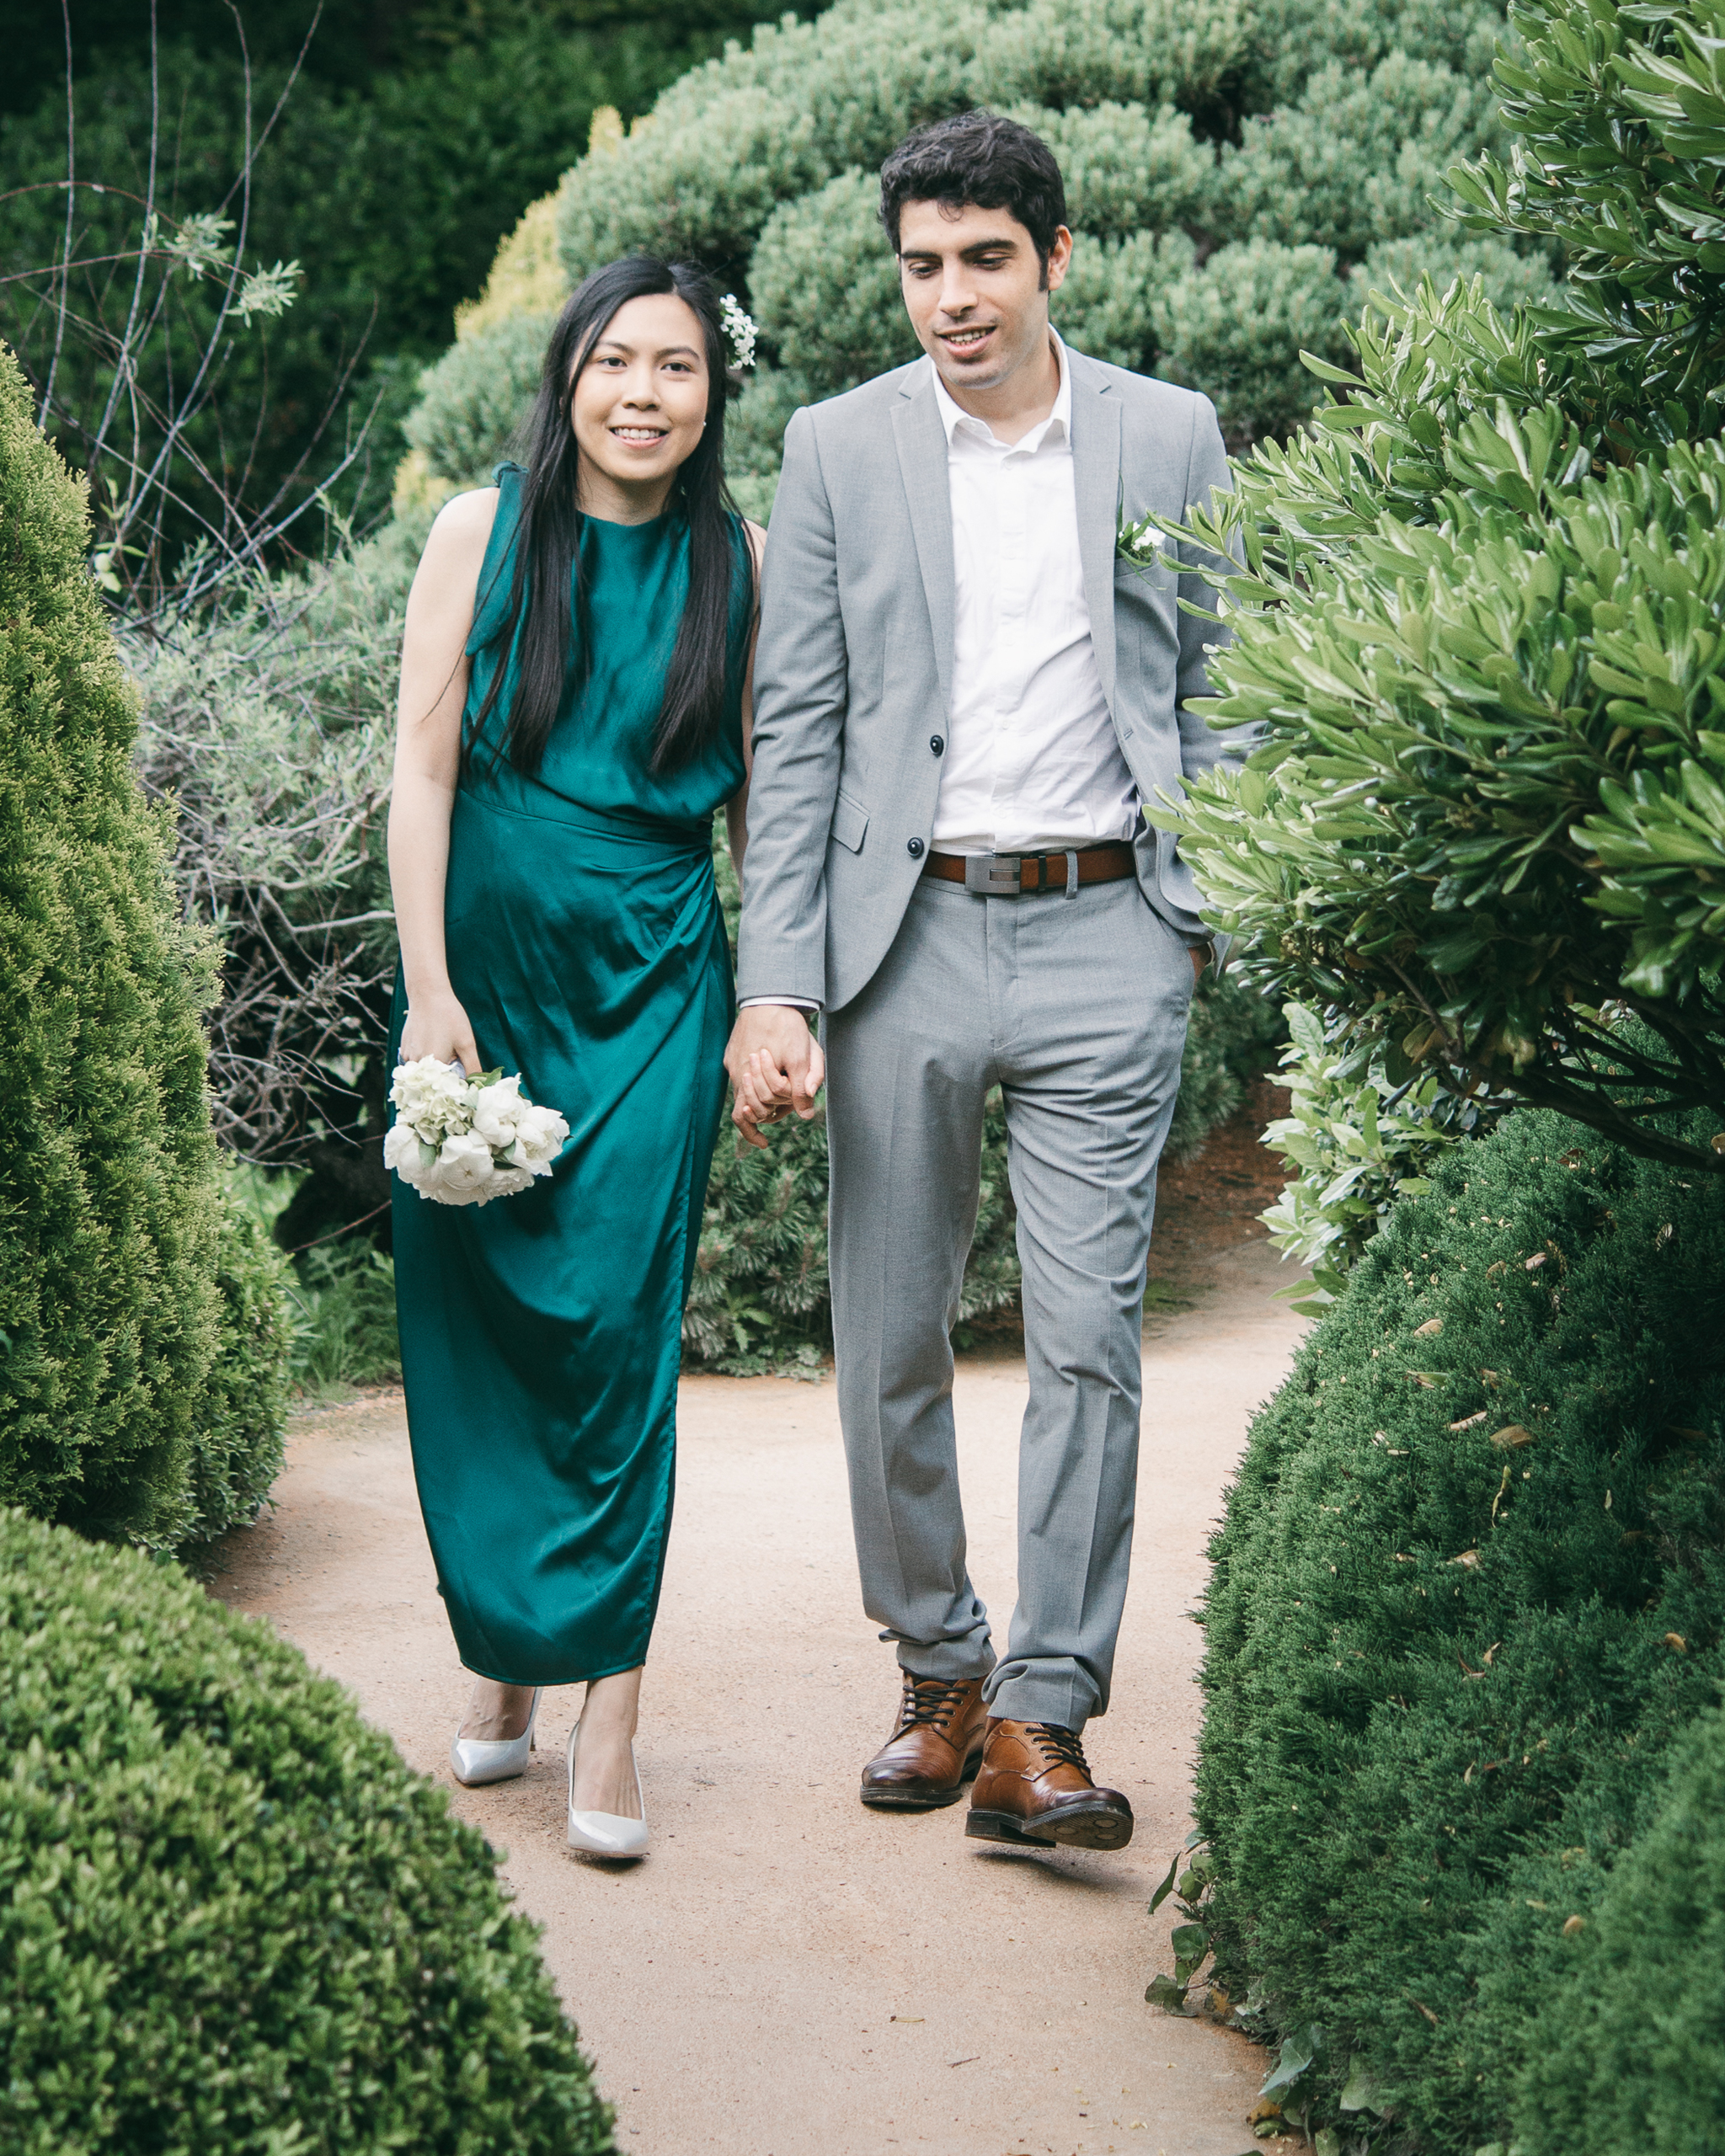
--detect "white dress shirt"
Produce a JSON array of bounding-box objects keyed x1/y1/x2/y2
[
  {"x1": 930, "y1": 334, "x2": 1138, "y2": 855},
  {"x1": 742, "y1": 334, "x2": 1139, "y2": 1011}
]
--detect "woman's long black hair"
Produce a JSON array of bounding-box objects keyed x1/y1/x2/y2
[{"x1": 469, "y1": 255, "x2": 745, "y2": 777}]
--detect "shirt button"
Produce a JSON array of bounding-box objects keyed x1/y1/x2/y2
[
  {"x1": 906, "y1": 837, "x2": 925, "y2": 858},
  {"x1": 930, "y1": 735, "x2": 945, "y2": 755}
]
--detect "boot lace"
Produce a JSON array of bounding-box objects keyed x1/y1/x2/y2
[
  {"x1": 897, "y1": 1674, "x2": 969, "y2": 1737},
  {"x1": 1026, "y1": 1722, "x2": 1090, "y2": 1774}
]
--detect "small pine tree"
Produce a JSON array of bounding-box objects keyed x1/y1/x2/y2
[{"x1": 0, "y1": 343, "x2": 231, "y2": 1543}]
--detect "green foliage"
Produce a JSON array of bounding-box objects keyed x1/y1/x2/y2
[
  {"x1": 1194, "y1": 1099, "x2": 1725, "y2": 2151},
  {"x1": 399, "y1": 0, "x2": 1544, "y2": 486},
  {"x1": 1162, "y1": 277, "x2": 1725, "y2": 1169},
  {"x1": 0, "y1": 1502, "x2": 617, "y2": 2155},
  {"x1": 128, "y1": 531, "x2": 403, "y2": 1177},
  {"x1": 1157, "y1": 238, "x2": 1354, "y2": 440},
  {"x1": 1258, "y1": 1003, "x2": 1508, "y2": 1306},
  {"x1": 0, "y1": 353, "x2": 292, "y2": 1551},
  {"x1": 0, "y1": 347, "x2": 228, "y2": 1545},
  {"x1": 404, "y1": 310, "x2": 563, "y2": 493},
  {"x1": 1158, "y1": 0, "x2": 1725, "y2": 1177},
  {"x1": 175, "y1": 1176, "x2": 296, "y2": 1550},
  {"x1": 1451, "y1": 0, "x2": 1725, "y2": 429},
  {"x1": 289, "y1": 1244, "x2": 404, "y2": 1401},
  {"x1": 1512, "y1": 1698, "x2": 1725, "y2": 2155}
]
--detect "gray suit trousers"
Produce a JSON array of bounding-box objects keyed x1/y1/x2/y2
[{"x1": 824, "y1": 871, "x2": 1193, "y2": 1732}]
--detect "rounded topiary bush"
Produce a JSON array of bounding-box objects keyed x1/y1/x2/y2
[
  {"x1": 0, "y1": 344, "x2": 290, "y2": 1550},
  {"x1": 398, "y1": 0, "x2": 1557, "y2": 505},
  {"x1": 0, "y1": 1506, "x2": 615, "y2": 2155},
  {"x1": 1194, "y1": 1100, "x2": 1725, "y2": 2150},
  {"x1": 1511, "y1": 1696, "x2": 1725, "y2": 2155}
]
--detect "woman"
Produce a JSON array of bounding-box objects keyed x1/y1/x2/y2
[{"x1": 387, "y1": 256, "x2": 760, "y2": 1859}]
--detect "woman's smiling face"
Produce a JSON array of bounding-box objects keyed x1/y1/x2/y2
[{"x1": 569, "y1": 291, "x2": 711, "y2": 509}]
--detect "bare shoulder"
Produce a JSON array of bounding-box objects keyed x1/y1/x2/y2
[
  {"x1": 409, "y1": 485, "x2": 499, "y2": 608},
  {"x1": 425, "y1": 484, "x2": 499, "y2": 560},
  {"x1": 743, "y1": 518, "x2": 767, "y2": 574}
]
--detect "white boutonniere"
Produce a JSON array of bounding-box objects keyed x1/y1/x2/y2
[{"x1": 1116, "y1": 503, "x2": 1170, "y2": 575}]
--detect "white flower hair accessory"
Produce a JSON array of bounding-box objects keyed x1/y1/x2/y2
[{"x1": 720, "y1": 293, "x2": 757, "y2": 371}]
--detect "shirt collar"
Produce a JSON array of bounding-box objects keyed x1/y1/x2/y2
[{"x1": 930, "y1": 329, "x2": 1071, "y2": 450}]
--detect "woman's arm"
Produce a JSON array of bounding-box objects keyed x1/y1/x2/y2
[
  {"x1": 723, "y1": 519, "x2": 767, "y2": 886},
  {"x1": 387, "y1": 486, "x2": 499, "y2": 1073}
]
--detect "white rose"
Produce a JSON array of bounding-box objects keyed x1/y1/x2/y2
[
  {"x1": 511, "y1": 1102, "x2": 569, "y2": 1174},
  {"x1": 472, "y1": 1074, "x2": 526, "y2": 1152},
  {"x1": 427, "y1": 1129, "x2": 497, "y2": 1204},
  {"x1": 488, "y1": 1163, "x2": 536, "y2": 1200},
  {"x1": 382, "y1": 1123, "x2": 420, "y2": 1177}
]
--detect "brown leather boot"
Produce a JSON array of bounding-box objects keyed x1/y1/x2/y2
[
  {"x1": 858, "y1": 1673, "x2": 989, "y2": 1810},
  {"x1": 965, "y1": 1716, "x2": 1134, "y2": 1849}
]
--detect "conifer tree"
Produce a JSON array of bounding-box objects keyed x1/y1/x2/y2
[{"x1": 0, "y1": 344, "x2": 231, "y2": 1542}]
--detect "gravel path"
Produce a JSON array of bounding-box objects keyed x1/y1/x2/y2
[{"x1": 211, "y1": 1116, "x2": 1306, "y2": 2156}]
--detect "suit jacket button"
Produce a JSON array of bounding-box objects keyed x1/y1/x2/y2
[
  {"x1": 930, "y1": 734, "x2": 945, "y2": 755},
  {"x1": 906, "y1": 837, "x2": 925, "y2": 858}
]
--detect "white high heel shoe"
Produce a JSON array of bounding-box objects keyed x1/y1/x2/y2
[
  {"x1": 566, "y1": 1718, "x2": 649, "y2": 1858},
  {"x1": 450, "y1": 1687, "x2": 542, "y2": 1787}
]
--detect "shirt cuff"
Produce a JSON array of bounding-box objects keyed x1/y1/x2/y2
[{"x1": 739, "y1": 996, "x2": 821, "y2": 1013}]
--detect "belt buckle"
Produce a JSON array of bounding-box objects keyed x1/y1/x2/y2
[{"x1": 964, "y1": 852, "x2": 1023, "y2": 897}]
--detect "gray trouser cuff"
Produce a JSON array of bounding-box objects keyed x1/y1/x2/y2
[
  {"x1": 984, "y1": 1664, "x2": 1099, "y2": 1733},
  {"x1": 893, "y1": 1630, "x2": 996, "y2": 1686}
]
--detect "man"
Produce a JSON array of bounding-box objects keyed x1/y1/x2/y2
[{"x1": 725, "y1": 110, "x2": 1236, "y2": 1852}]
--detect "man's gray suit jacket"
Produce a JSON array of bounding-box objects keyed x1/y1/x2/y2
[{"x1": 736, "y1": 347, "x2": 1235, "y2": 1013}]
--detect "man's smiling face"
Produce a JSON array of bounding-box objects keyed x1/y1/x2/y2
[{"x1": 895, "y1": 198, "x2": 1071, "y2": 398}]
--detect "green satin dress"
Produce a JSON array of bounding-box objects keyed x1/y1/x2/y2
[{"x1": 389, "y1": 466, "x2": 747, "y2": 1686}]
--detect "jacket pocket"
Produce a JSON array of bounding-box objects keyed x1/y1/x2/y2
[{"x1": 830, "y1": 787, "x2": 869, "y2": 854}]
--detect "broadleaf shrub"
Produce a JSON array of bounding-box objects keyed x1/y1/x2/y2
[
  {"x1": 1194, "y1": 1098, "x2": 1725, "y2": 2150},
  {"x1": 1159, "y1": 0, "x2": 1725, "y2": 1174},
  {"x1": 0, "y1": 345, "x2": 290, "y2": 1550},
  {"x1": 0, "y1": 1505, "x2": 617, "y2": 2155},
  {"x1": 1258, "y1": 1002, "x2": 1509, "y2": 1310}
]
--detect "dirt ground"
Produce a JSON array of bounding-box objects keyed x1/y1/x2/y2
[{"x1": 211, "y1": 1089, "x2": 1308, "y2": 2156}]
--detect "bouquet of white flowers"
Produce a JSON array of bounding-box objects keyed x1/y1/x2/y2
[{"x1": 384, "y1": 1057, "x2": 570, "y2": 1207}]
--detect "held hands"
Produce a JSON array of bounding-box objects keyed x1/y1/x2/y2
[
  {"x1": 724, "y1": 1006, "x2": 825, "y2": 1149},
  {"x1": 400, "y1": 988, "x2": 481, "y2": 1077}
]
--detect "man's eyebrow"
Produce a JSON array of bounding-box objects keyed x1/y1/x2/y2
[{"x1": 900, "y1": 237, "x2": 1021, "y2": 260}]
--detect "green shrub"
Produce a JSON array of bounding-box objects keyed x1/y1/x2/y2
[
  {"x1": 1512, "y1": 1699, "x2": 1725, "y2": 2156},
  {"x1": 173, "y1": 1176, "x2": 297, "y2": 1550},
  {"x1": 1193, "y1": 1099, "x2": 1725, "y2": 2150},
  {"x1": 1258, "y1": 1002, "x2": 1510, "y2": 1310},
  {"x1": 1160, "y1": 0, "x2": 1725, "y2": 1175},
  {"x1": 289, "y1": 1243, "x2": 404, "y2": 1401},
  {"x1": 393, "y1": 0, "x2": 1535, "y2": 488},
  {"x1": 128, "y1": 541, "x2": 402, "y2": 1174},
  {"x1": 0, "y1": 350, "x2": 294, "y2": 1553},
  {"x1": 403, "y1": 309, "x2": 563, "y2": 493},
  {"x1": 0, "y1": 1505, "x2": 616, "y2": 2156},
  {"x1": 1157, "y1": 238, "x2": 1354, "y2": 443},
  {"x1": 0, "y1": 346, "x2": 215, "y2": 1543}
]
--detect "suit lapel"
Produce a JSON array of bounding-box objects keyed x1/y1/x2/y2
[
  {"x1": 1068, "y1": 355, "x2": 1122, "y2": 709},
  {"x1": 891, "y1": 371, "x2": 956, "y2": 712}
]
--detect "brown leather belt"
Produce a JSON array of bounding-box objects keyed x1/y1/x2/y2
[{"x1": 921, "y1": 842, "x2": 1138, "y2": 896}]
